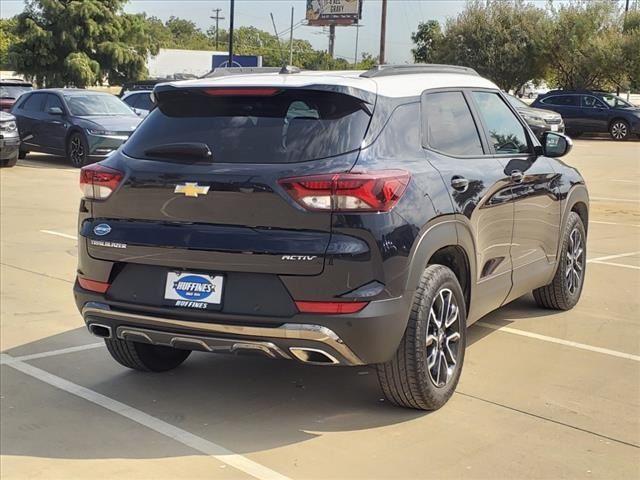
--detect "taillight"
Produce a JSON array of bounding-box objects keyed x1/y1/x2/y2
[
  {"x1": 279, "y1": 170, "x2": 410, "y2": 212},
  {"x1": 295, "y1": 301, "x2": 368, "y2": 314},
  {"x1": 80, "y1": 164, "x2": 123, "y2": 200}
]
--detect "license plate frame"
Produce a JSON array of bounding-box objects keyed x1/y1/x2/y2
[{"x1": 164, "y1": 271, "x2": 224, "y2": 310}]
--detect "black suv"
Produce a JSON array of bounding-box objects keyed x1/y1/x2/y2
[
  {"x1": 75, "y1": 65, "x2": 589, "y2": 411},
  {"x1": 532, "y1": 90, "x2": 640, "y2": 140}
]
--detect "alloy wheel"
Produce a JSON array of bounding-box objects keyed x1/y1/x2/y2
[
  {"x1": 70, "y1": 135, "x2": 85, "y2": 166},
  {"x1": 610, "y1": 122, "x2": 628, "y2": 140},
  {"x1": 426, "y1": 288, "x2": 461, "y2": 388},
  {"x1": 566, "y1": 227, "x2": 585, "y2": 295}
]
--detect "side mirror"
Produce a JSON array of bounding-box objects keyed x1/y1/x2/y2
[
  {"x1": 47, "y1": 106, "x2": 63, "y2": 115},
  {"x1": 541, "y1": 132, "x2": 572, "y2": 158}
]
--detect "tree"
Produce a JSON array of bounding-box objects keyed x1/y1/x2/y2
[
  {"x1": 433, "y1": 0, "x2": 551, "y2": 92},
  {"x1": 622, "y1": 10, "x2": 640, "y2": 90},
  {"x1": 9, "y1": 0, "x2": 161, "y2": 87},
  {"x1": 546, "y1": 1, "x2": 626, "y2": 90},
  {"x1": 0, "y1": 18, "x2": 18, "y2": 70},
  {"x1": 165, "y1": 16, "x2": 211, "y2": 50},
  {"x1": 411, "y1": 20, "x2": 443, "y2": 63}
]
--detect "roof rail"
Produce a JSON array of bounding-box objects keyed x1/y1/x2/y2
[{"x1": 360, "y1": 64, "x2": 479, "y2": 78}]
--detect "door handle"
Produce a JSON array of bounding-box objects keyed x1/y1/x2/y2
[
  {"x1": 511, "y1": 170, "x2": 524, "y2": 183},
  {"x1": 451, "y1": 176, "x2": 469, "y2": 191}
]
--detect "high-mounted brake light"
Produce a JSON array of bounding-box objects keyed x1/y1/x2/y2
[
  {"x1": 80, "y1": 164, "x2": 123, "y2": 200},
  {"x1": 279, "y1": 170, "x2": 410, "y2": 212},
  {"x1": 295, "y1": 301, "x2": 368, "y2": 314},
  {"x1": 203, "y1": 87, "x2": 280, "y2": 96}
]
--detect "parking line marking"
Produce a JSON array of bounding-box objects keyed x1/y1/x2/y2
[
  {"x1": 475, "y1": 322, "x2": 640, "y2": 362},
  {"x1": 611, "y1": 179, "x2": 636, "y2": 184},
  {"x1": 40, "y1": 230, "x2": 76, "y2": 240},
  {"x1": 589, "y1": 261, "x2": 640, "y2": 270},
  {"x1": 590, "y1": 221, "x2": 640, "y2": 228},
  {"x1": 590, "y1": 196, "x2": 640, "y2": 204},
  {"x1": 587, "y1": 251, "x2": 640, "y2": 263},
  {"x1": 9, "y1": 343, "x2": 105, "y2": 362},
  {"x1": 0, "y1": 353, "x2": 292, "y2": 480}
]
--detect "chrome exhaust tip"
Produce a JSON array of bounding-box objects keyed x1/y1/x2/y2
[
  {"x1": 88, "y1": 323, "x2": 112, "y2": 339},
  {"x1": 289, "y1": 347, "x2": 340, "y2": 365}
]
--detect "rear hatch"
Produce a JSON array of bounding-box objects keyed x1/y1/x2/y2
[{"x1": 86, "y1": 85, "x2": 373, "y2": 276}]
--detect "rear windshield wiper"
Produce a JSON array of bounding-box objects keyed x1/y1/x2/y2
[{"x1": 144, "y1": 142, "x2": 213, "y2": 162}]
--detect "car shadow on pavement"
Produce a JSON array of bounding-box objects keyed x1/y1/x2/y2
[
  {"x1": 1, "y1": 293, "x2": 564, "y2": 460},
  {"x1": 2, "y1": 327, "x2": 427, "y2": 459}
]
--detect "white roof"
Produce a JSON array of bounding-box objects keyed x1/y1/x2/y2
[{"x1": 165, "y1": 70, "x2": 499, "y2": 98}]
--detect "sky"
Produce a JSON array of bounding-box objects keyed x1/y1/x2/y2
[{"x1": 0, "y1": 0, "x2": 594, "y2": 64}]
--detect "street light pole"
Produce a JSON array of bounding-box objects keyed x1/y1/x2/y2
[
  {"x1": 289, "y1": 6, "x2": 294, "y2": 65},
  {"x1": 228, "y1": 0, "x2": 235, "y2": 66}
]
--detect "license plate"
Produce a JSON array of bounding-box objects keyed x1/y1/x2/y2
[
  {"x1": 551, "y1": 124, "x2": 559, "y2": 132},
  {"x1": 164, "y1": 272, "x2": 223, "y2": 309}
]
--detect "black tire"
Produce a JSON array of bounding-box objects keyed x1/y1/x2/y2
[
  {"x1": 376, "y1": 265, "x2": 467, "y2": 411},
  {"x1": 533, "y1": 212, "x2": 586, "y2": 310},
  {"x1": 105, "y1": 337, "x2": 191, "y2": 372},
  {"x1": 609, "y1": 119, "x2": 630, "y2": 141},
  {"x1": 18, "y1": 149, "x2": 27, "y2": 159},
  {"x1": 66, "y1": 131, "x2": 89, "y2": 167}
]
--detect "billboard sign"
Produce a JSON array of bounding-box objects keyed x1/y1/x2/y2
[
  {"x1": 212, "y1": 55, "x2": 263, "y2": 69},
  {"x1": 306, "y1": 0, "x2": 362, "y2": 26}
]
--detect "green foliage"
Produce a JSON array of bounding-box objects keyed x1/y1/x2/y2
[
  {"x1": 411, "y1": 20, "x2": 443, "y2": 64},
  {"x1": 433, "y1": 0, "x2": 552, "y2": 91},
  {"x1": 546, "y1": 1, "x2": 626, "y2": 90},
  {"x1": 0, "y1": 18, "x2": 19, "y2": 70},
  {"x1": 411, "y1": 0, "x2": 639, "y2": 92},
  {"x1": 9, "y1": 0, "x2": 161, "y2": 87}
]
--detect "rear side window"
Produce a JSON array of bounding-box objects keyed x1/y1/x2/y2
[
  {"x1": 422, "y1": 91, "x2": 483, "y2": 156},
  {"x1": 543, "y1": 95, "x2": 578, "y2": 107},
  {"x1": 472, "y1": 91, "x2": 530, "y2": 154},
  {"x1": 124, "y1": 89, "x2": 371, "y2": 164},
  {"x1": 20, "y1": 93, "x2": 45, "y2": 112}
]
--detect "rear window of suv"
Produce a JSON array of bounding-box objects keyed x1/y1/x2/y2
[{"x1": 123, "y1": 88, "x2": 372, "y2": 164}]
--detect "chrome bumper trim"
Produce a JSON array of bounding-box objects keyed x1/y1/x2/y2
[{"x1": 82, "y1": 303, "x2": 364, "y2": 365}]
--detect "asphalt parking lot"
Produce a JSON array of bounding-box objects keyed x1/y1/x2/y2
[{"x1": 1, "y1": 137, "x2": 639, "y2": 479}]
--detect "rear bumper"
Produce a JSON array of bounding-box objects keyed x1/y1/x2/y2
[{"x1": 75, "y1": 285, "x2": 413, "y2": 366}]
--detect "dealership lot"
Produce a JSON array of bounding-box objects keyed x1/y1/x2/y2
[{"x1": 1, "y1": 138, "x2": 639, "y2": 479}]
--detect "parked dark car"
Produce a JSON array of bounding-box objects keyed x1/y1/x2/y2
[
  {"x1": 532, "y1": 90, "x2": 640, "y2": 140},
  {"x1": 121, "y1": 90, "x2": 154, "y2": 118},
  {"x1": 11, "y1": 89, "x2": 141, "y2": 167},
  {"x1": 506, "y1": 93, "x2": 564, "y2": 139},
  {"x1": 75, "y1": 65, "x2": 588, "y2": 411},
  {"x1": 0, "y1": 79, "x2": 33, "y2": 112},
  {"x1": 0, "y1": 111, "x2": 20, "y2": 167}
]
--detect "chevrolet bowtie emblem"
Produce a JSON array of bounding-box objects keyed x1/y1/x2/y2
[{"x1": 174, "y1": 183, "x2": 210, "y2": 198}]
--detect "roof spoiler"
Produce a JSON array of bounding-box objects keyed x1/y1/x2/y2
[{"x1": 200, "y1": 66, "x2": 301, "y2": 79}]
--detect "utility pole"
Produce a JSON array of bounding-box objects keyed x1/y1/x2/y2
[
  {"x1": 289, "y1": 6, "x2": 294, "y2": 65},
  {"x1": 228, "y1": 0, "x2": 235, "y2": 66},
  {"x1": 210, "y1": 8, "x2": 225, "y2": 50},
  {"x1": 329, "y1": 24, "x2": 336, "y2": 58},
  {"x1": 379, "y1": 0, "x2": 387, "y2": 64},
  {"x1": 354, "y1": 21, "x2": 360, "y2": 67}
]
